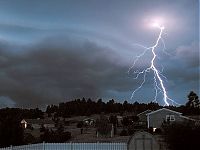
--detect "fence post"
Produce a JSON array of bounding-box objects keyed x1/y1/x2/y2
[
  {"x1": 70, "y1": 142, "x2": 73, "y2": 150},
  {"x1": 43, "y1": 141, "x2": 45, "y2": 150},
  {"x1": 97, "y1": 141, "x2": 99, "y2": 150}
]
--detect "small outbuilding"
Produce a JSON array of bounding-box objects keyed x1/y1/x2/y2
[{"x1": 128, "y1": 131, "x2": 160, "y2": 150}]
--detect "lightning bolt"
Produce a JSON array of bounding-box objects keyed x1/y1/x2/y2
[{"x1": 129, "y1": 24, "x2": 179, "y2": 106}]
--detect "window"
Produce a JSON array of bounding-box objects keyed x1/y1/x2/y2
[
  {"x1": 166, "y1": 115, "x2": 170, "y2": 122},
  {"x1": 170, "y1": 115, "x2": 175, "y2": 121},
  {"x1": 166, "y1": 115, "x2": 175, "y2": 121}
]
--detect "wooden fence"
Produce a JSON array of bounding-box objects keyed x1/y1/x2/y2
[{"x1": 0, "y1": 143, "x2": 127, "y2": 150}]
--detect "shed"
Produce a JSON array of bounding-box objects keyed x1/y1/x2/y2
[{"x1": 128, "y1": 131, "x2": 160, "y2": 150}]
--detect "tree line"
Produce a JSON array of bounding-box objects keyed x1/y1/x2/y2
[
  {"x1": 46, "y1": 91, "x2": 200, "y2": 118},
  {"x1": 46, "y1": 98, "x2": 161, "y2": 118}
]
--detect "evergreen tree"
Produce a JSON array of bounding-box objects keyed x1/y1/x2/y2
[{"x1": 186, "y1": 91, "x2": 199, "y2": 108}]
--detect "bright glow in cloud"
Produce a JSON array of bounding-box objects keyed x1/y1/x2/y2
[{"x1": 148, "y1": 17, "x2": 165, "y2": 29}]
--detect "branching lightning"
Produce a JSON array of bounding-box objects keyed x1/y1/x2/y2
[{"x1": 129, "y1": 22, "x2": 179, "y2": 106}]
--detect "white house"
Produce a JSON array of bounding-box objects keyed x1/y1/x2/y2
[
  {"x1": 21, "y1": 119, "x2": 28, "y2": 129},
  {"x1": 146, "y1": 108, "x2": 191, "y2": 129}
]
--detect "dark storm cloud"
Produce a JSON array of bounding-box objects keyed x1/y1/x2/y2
[
  {"x1": 0, "y1": 37, "x2": 136, "y2": 108},
  {"x1": 155, "y1": 42, "x2": 199, "y2": 104},
  {"x1": 175, "y1": 42, "x2": 199, "y2": 68},
  {"x1": 0, "y1": 37, "x2": 198, "y2": 108},
  {"x1": 0, "y1": 0, "x2": 198, "y2": 107},
  {"x1": 162, "y1": 42, "x2": 199, "y2": 83}
]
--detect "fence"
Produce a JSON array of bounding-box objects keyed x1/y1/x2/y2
[{"x1": 0, "y1": 142, "x2": 127, "y2": 150}]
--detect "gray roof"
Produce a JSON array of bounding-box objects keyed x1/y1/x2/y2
[{"x1": 147, "y1": 108, "x2": 182, "y2": 116}]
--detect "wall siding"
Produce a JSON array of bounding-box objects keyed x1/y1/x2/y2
[{"x1": 149, "y1": 109, "x2": 184, "y2": 128}]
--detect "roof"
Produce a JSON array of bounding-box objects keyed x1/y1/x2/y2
[
  {"x1": 83, "y1": 118, "x2": 95, "y2": 121},
  {"x1": 180, "y1": 115, "x2": 196, "y2": 121},
  {"x1": 186, "y1": 115, "x2": 200, "y2": 121},
  {"x1": 147, "y1": 108, "x2": 182, "y2": 116},
  {"x1": 21, "y1": 119, "x2": 27, "y2": 124},
  {"x1": 137, "y1": 110, "x2": 152, "y2": 116}
]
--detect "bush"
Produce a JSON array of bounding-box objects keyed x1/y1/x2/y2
[
  {"x1": 40, "y1": 124, "x2": 46, "y2": 132},
  {"x1": 128, "y1": 128, "x2": 135, "y2": 135},
  {"x1": 64, "y1": 120, "x2": 70, "y2": 126},
  {"x1": 0, "y1": 117, "x2": 24, "y2": 147},
  {"x1": 24, "y1": 133, "x2": 36, "y2": 144},
  {"x1": 62, "y1": 131, "x2": 71, "y2": 141},
  {"x1": 162, "y1": 122, "x2": 200, "y2": 150},
  {"x1": 148, "y1": 127, "x2": 153, "y2": 134},
  {"x1": 40, "y1": 129, "x2": 71, "y2": 143},
  {"x1": 120, "y1": 129, "x2": 128, "y2": 136},
  {"x1": 131, "y1": 116, "x2": 139, "y2": 122},
  {"x1": 77, "y1": 121, "x2": 83, "y2": 128},
  {"x1": 155, "y1": 128, "x2": 162, "y2": 134}
]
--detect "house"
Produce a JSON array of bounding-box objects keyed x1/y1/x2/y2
[
  {"x1": 21, "y1": 119, "x2": 55, "y2": 129},
  {"x1": 146, "y1": 108, "x2": 190, "y2": 129},
  {"x1": 21, "y1": 119, "x2": 28, "y2": 129}
]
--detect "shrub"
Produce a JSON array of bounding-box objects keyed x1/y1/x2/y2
[
  {"x1": 24, "y1": 133, "x2": 36, "y2": 144},
  {"x1": 40, "y1": 129, "x2": 71, "y2": 143},
  {"x1": 40, "y1": 124, "x2": 46, "y2": 132},
  {"x1": 148, "y1": 127, "x2": 153, "y2": 134},
  {"x1": 162, "y1": 122, "x2": 200, "y2": 150},
  {"x1": 120, "y1": 129, "x2": 128, "y2": 136},
  {"x1": 62, "y1": 131, "x2": 71, "y2": 141},
  {"x1": 77, "y1": 121, "x2": 84, "y2": 128},
  {"x1": 128, "y1": 128, "x2": 135, "y2": 135},
  {"x1": 155, "y1": 128, "x2": 162, "y2": 134}
]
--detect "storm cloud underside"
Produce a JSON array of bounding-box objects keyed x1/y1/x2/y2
[{"x1": 0, "y1": 0, "x2": 199, "y2": 108}]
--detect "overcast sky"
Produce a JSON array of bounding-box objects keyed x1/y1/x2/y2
[{"x1": 0, "y1": 0, "x2": 199, "y2": 108}]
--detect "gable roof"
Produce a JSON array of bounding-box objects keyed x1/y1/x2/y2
[
  {"x1": 180, "y1": 115, "x2": 196, "y2": 121},
  {"x1": 21, "y1": 119, "x2": 27, "y2": 124},
  {"x1": 147, "y1": 108, "x2": 182, "y2": 116}
]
